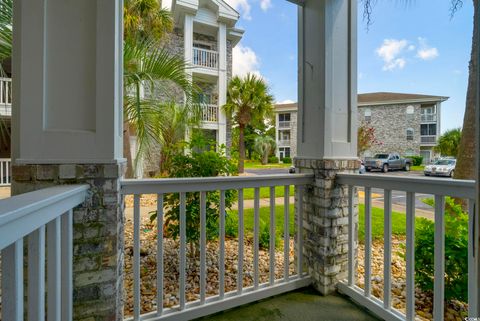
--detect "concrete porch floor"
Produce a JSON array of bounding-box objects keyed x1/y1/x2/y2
[{"x1": 195, "y1": 287, "x2": 381, "y2": 321}]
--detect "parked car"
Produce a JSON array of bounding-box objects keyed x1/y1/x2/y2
[
  {"x1": 289, "y1": 166, "x2": 296, "y2": 174},
  {"x1": 359, "y1": 161, "x2": 366, "y2": 174},
  {"x1": 364, "y1": 153, "x2": 412, "y2": 173},
  {"x1": 424, "y1": 158, "x2": 456, "y2": 177}
]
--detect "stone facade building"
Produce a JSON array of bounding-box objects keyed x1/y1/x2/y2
[
  {"x1": 137, "y1": 0, "x2": 243, "y2": 176},
  {"x1": 274, "y1": 92, "x2": 448, "y2": 164}
]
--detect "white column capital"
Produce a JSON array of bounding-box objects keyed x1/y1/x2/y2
[
  {"x1": 12, "y1": 0, "x2": 124, "y2": 164},
  {"x1": 297, "y1": 0, "x2": 357, "y2": 159}
]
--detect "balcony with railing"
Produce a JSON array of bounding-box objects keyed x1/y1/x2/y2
[
  {"x1": 193, "y1": 48, "x2": 219, "y2": 70},
  {"x1": 421, "y1": 113, "x2": 437, "y2": 123},
  {"x1": 202, "y1": 104, "x2": 218, "y2": 122},
  {"x1": 278, "y1": 139, "x2": 291, "y2": 146},
  {"x1": 421, "y1": 135, "x2": 437, "y2": 144},
  {"x1": 0, "y1": 77, "x2": 12, "y2": 116},
  {"x1": 2, "y1": 173, "x2": 478, "y2": 321},
  {"x1": 0, "y1": 158, "x2": 11, "y2": 186}
]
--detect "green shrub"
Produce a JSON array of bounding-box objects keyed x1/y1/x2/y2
[
  {"x1": 414, "y1": 197, "x2": 468, "y2": 301},
  {"x1": 409, "y1": 155, "x2": 424, "y2": 166},
  {"x1": 282, "y1": 157, "x2": 292, "y2": 164},
  {"x1": 258, "y1": 219, "x2": 281, "y2": 249},
  {"x1": 225, "y1": 213, "x2": 238, "y2": 238},
  {"x1": 150, "y1": 145, "x2": 237, "y2": 253},
  {"x1": 268, "y1": 156, "x2": 279, "y2": 164}
]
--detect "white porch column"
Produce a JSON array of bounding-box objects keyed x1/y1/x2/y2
[
  {"x1": 295, "y1": 0, "x2": 359, "y2": 295},
  {"x1": 184, "y1": 14, "x2": 194, "y2": 66},
  {"x1": 12, "y1": 1, "x2": 125, "y2": 320},
  {"x1": 217, "y1": 22, "x2": 228, "y2": 148}
]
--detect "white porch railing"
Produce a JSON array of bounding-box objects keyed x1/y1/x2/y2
[
  {"x1": 0, "y1": 158, "x2": 11, "y2": 186},
  {"x1": 120, "y1": 174, "x2": 314, "y2": 321},
  {"x1": 192, "y1": 48, "x2": 219, "y2": 69},
  {"x1": 202, "y1": 104, "x2": 218, "y2": 122},
  {"x1": 421, "y1": 135, "x2": 437, "y2": 144},
  {"x1": 336, "y1": 174, "x2": 478, "y2": 321},
  {"x1": 0, "y1": 77, "x2": 12, "y2": 116},
  {"x1": 0, "y1": 185, "x2": 89, "y2": 321}
]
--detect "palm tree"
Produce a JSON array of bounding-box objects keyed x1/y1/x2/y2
[
  {"x1": 223, "y1": 73, "x2": 274, "y2": 173},
  {"x1": 254, "y1": 136, "x2": 276, "y2": 165},
  {"x1": 0, "y1": 0, "x2": 12, "y2": 155},
  {"x1": 434, "y1": 128, "x2": 462, "y2": 157},
  {"x1": 124, "y1": 0, "x2": 174, "y2": 43},
  {"x1": 123, "y1": 38, "x2": 200, "y2": 177}
]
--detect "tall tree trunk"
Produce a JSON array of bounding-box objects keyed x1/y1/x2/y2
[
  {"x1": 238, "y1": 124, "x2": 245, "y2": 173},
  {"x1": 455, "y1": 0, "x2": 478, "y2": 180},
  {"x1": 123, "y1": 122, "x2": 134, "y2": 178}
]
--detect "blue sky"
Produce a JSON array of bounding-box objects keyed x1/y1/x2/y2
[{"x1": 226, "y1": 0, "x2": 474, "y2": 132}]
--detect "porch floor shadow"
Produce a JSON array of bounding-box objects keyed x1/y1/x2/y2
[{"x1": 195, "y1": 287, "x2": 381, "y2": 321}]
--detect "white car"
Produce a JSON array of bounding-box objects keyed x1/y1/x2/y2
[{"x1": 424, "y1": 159, "x2": 456, "y2": 177}]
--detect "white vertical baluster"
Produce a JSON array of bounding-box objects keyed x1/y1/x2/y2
[
  {"x1": 2, "y1": 239, "x2": 24, "y2": 321},
  {"x1": 180, "y1": 192, "x2": 186, "y2": 310},
  {"x1": 406, "y1": 192, "x2": 415, "y2": 321},
  {"x1": 157, "y1": 194, "x2": 164, "y2": 316},
  {"x1": 61, "y1": 210, "x2": 73, "y2": 321},
  {"x1": 237, "y1": 189, "x2": 244, "y2": 294},
  {"x1": 269, "y1": 186, "x2": 275, "y2": 285},
  {"x1": 348, "y1": 185, "x2": 355, "y2": 286},
  {"x1": 1, "y1": 159, "x2": 4, "y2": 185},
  {"x1": 28, "y1": 226, "x2": 46, "y2": 321},
  {"x1": 133, "y1": 195, "x2": 141, "y2": 320},
  {"x1": 5, "y1": 158, "x2": 9, "y2": 184},
  {"x1": 468, "y1": 199, "x2": 479, "y2": 318},
  {"x1": 47, "y1": 217, "x2": 61, "y2": 321},
  {"x1": 254, "y1": 187, "x2": 260, "y2": 289},
  {"x1": 297, "y1": 185, "x2": 304, "y2": 276},
  {"x1": 1, "y1": 79, "x2": 4, "y2": 104},
  {"x1": 219, "y1": 190, "x2": 226, "y2": 298},
  {"x1": 383, "y1": 189, "x2": 392, "y2": 310},
  {"x1": 200, "y1": 191, "x2": 207, "y2": 304},
  {"x1": 434, "y1": 195, "x2": 445, "y2": 321},
  {"x1": 364, "y1": 187, "x2": 372, "y2": 297},
  {"x1": 284, "y1": 185, "x2": 290, "y2": 281}
]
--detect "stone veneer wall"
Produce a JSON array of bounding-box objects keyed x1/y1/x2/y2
[
  {"x1": 295, "y1": 158, "x2": 360, "y2": 294},
  {"x1": 357, "y1": 104, "x2": 421, "y2": 157},
  {"x1": 12, "y1": 163, "x2": 125, "y2": 321}
]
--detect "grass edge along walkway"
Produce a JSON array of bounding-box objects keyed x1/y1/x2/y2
[{"x1": 226, "y1": 204, "x2": 429, "y2": 241}]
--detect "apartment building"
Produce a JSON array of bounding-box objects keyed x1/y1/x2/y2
[{"x1": 274, "y1": 92, "x2": 448, "y2": 164}]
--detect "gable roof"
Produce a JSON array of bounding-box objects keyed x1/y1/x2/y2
[{"x1": 358, "y1": 92, "x2": 448, "y2": 106}]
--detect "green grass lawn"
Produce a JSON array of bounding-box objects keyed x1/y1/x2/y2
[
  {"x1": 226, "y1": 203, "x2": 429, "y2": 242},
  {"x1": 411, "y1": 165, "x2": 425, "y2": 171},
  {"x1": 243, "y1": 160, "x2": 291, "y2": 169},
  {"x1": 242, "y1": 185, "x2": 295, "y2": 200}
]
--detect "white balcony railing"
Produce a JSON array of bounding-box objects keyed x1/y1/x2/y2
[
  {"x1": 337, "y1": 174, "x2": 478, "y2": 321},
  {"x1": 278, "y1": 140, "x2": 291, "y2": 146},
  {"x1": 0, "y1": 185, "x2": 89, "y2": 321},
  {"x1": 202, "y1": 104, "x2": 218, "y2": 122},
  {"x1": 120, "y1": 174, "x2": 313, "y2": 321},
  {"x1": 193, "y1": 48, "x2": 219, "y2": 69},
  {"x1": 278, "y1": 121, "x2": 290, "y2": 129},
  {"x1": 421, "y1": 114, "x2": 437, "y2": 122},
  {"x1": 0, "y1": 158, "x2": 11, "y2": 186},
  {"x1": 0, "y1": 77, "x2": 12, "y2": 116},
  {"x1": 421, "y1": 135, "x2": 437, "y2": 144}
]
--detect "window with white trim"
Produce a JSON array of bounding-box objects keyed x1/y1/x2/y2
[
  {"x1": 406, "y1": 128, "x2": 414, "y2": 141},
  {"x1": 364, "y1": 108, "x2": 371, "y2": 122},
  {"x1": 406, "y1": 105, "x2": 414, "y2": 121}
]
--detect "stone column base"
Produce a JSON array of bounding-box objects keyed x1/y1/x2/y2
[
  {"x1": 294, "y1": 158, "x2": 360, "y2": 295},
  {"x1": 12, "y1": 163, "x2": 125, "y2": 321}
]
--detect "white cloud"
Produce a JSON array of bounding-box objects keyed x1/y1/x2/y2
[
  {"x1": 376, "y1": 39, "x2": 408, "y2": 71},
  {"x1": 225, "y1": 0, "x2": 252, "y2": 20},
  {"x1": 233, "y1": 44, "x2": 261, "y2": 77},
  {"x1": 416, "y1": 38, "x2": 439, "y2": 60},
  {"x1": 260, "y1": 0, "x2": 272, "y2": 11},
  {"x1": 277, "y1": 99, "x2": 295, "y2": 104},
  {"x1": 408, "y1": 45, "x2": 416, "y2": 51}
]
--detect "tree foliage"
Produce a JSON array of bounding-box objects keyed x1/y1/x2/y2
[
  {"x1": 223, "y1": 73, "x2": 274, "y2": 173},
  {"x1": 254, "y1": 136, "x2": 276, "y2": 165},
  {"x1": 434, "y1": 128, "x2": 462, "y2": 157},
  {"x1": 357, "y1": 123, "x2": 381, "y2": 156}
]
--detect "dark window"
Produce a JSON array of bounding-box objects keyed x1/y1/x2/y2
[
  {"x1": 421, "y1": 123, "x2": 436, "y2": 135},
  {"x1": 279, "y1": 113, "x2": 291, "y2": 122}
]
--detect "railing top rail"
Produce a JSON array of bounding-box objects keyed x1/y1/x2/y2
[
  {"x1": 0, "y1": 77, "x2": 11, "y2": 81},
  {"x1": 121, "y1": 173, "x2": 314, "y2": 195},
  {"x1": 0, "y1": 185, "x2": 88, "y2": 249},
  {"x1": 337, "y1": 173, "x2": 475, "y2": 199},
  {"x1": 193, "y1": 47, "x2": 218, "y2": 54},
  {"x1": 0, "y1": 158, "x2": 11, "y2": 161}
]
